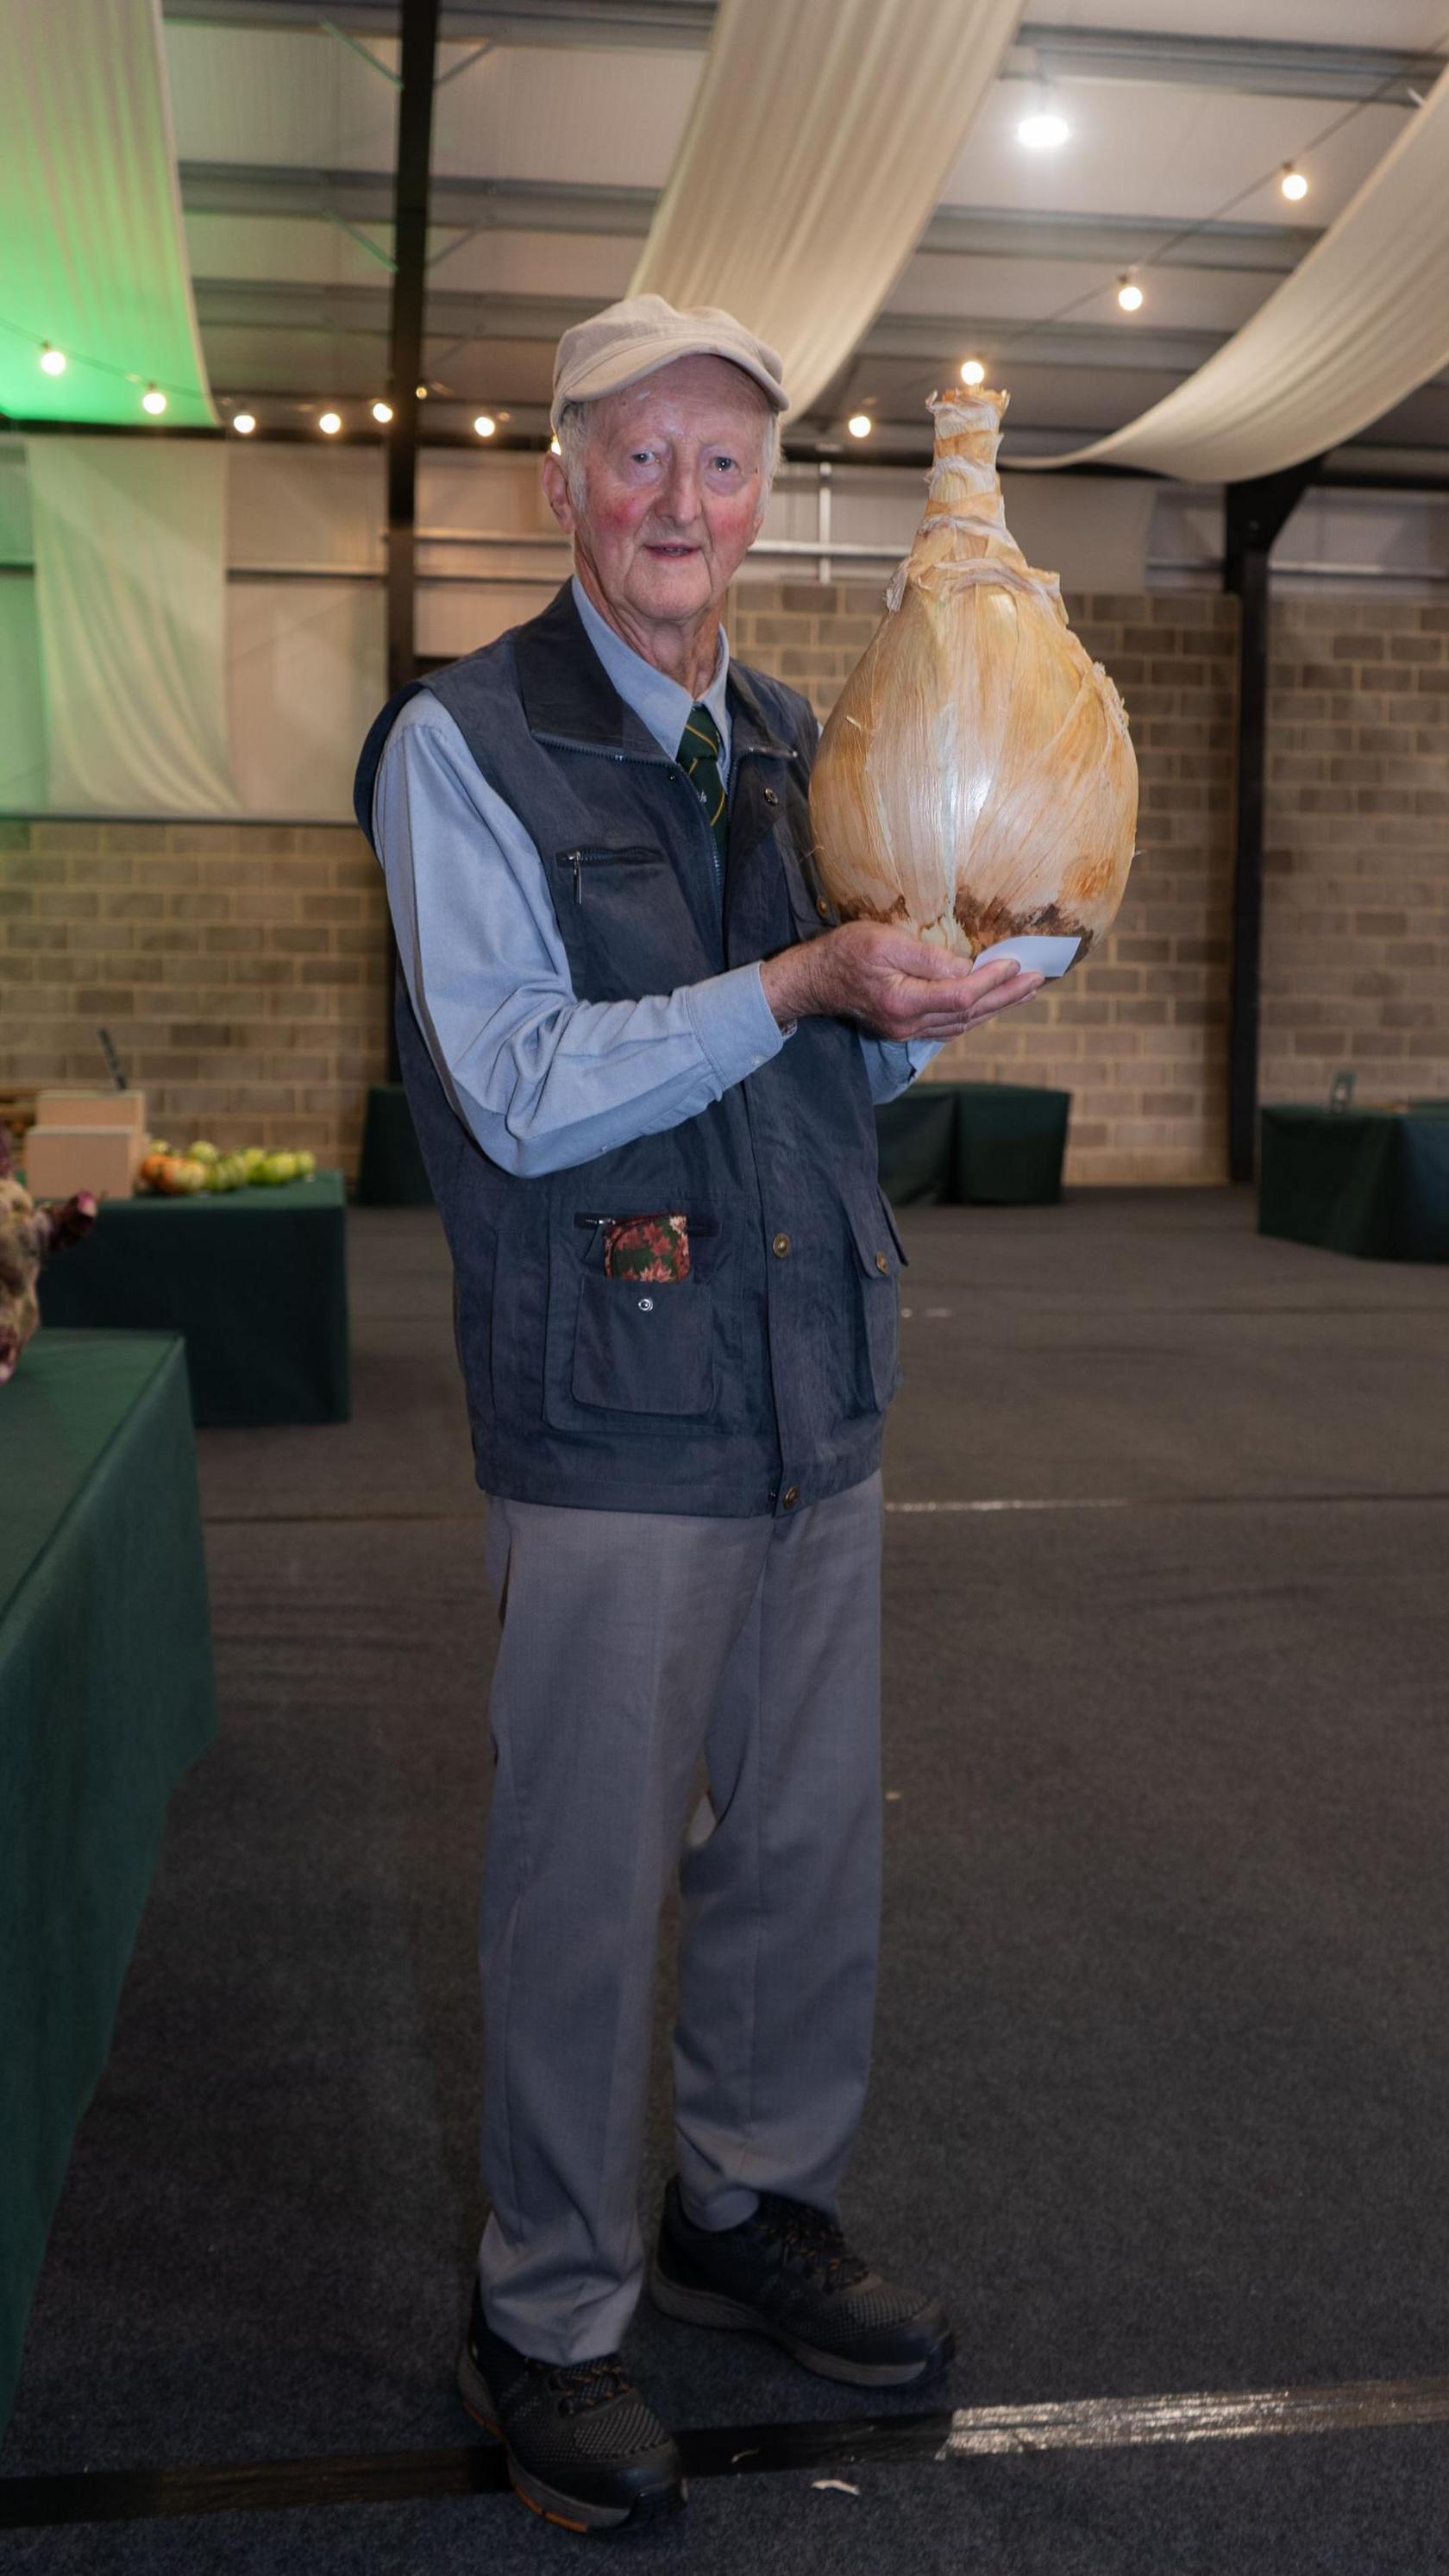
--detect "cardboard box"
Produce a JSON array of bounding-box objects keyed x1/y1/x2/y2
[
  {"x1": 24, "y1": 1124, "x2": 144, "y2": 1202},
  {"x1": 35, "y1": 1088, "x2": 147, "y2": 1134}
]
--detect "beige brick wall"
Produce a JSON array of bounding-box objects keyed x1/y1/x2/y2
[
  {"x1": 0, "y1": 819, "x2": 387, "y2": 1177},
  {"x1": 1261, "y1": 598, "x2": 1449, "y2": 1111},
  {"x1": 732, "y1": 581, "x2": 1239, "y2": 1185},
  {"x1": 3, "y1": 591, "x2": 1444, "y2": 1189}
]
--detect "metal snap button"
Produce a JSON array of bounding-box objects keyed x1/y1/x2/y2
[
  {"x1": 816, "y1": 896, "x2": 831, "y2": 919},
  {"x1": 782, "y1": 1485, "x2": 800, "y2": 1510},
  {"x1": 772, "y1": 1231, "x2": 791, "y2": 1258},
  {"x1": 763, "y1": 787, "x2": 780, "y2": 807},
  {"x1": 875, "y1": 1251, "x2": 890, "y2": 1274},
  {"x1": 637, "y1": 1296, "x2": 654, "y2": 1312}
]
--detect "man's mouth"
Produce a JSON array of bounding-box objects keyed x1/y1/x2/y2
[{"x1": 645, "y1": 543, "x2": 699, "y2": 558}]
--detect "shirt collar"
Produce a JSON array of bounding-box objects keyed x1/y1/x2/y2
[{"x1": 570, "y1": 574, "x2": 732, "y2": 771}]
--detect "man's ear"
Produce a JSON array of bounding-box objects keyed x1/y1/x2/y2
[{"x1": 542, "y1": 453, "x2": 575, "y2": 532}]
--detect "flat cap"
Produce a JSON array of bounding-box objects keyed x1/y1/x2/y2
[{"x1": 551, "y1": 293, "x2": 788, "y2": 430}]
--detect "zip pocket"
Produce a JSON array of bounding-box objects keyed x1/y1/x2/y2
[
  {"x1": 573, "y1": 1212, "x2": 718, "y2": 1235},
  {"x1": 555, "y1": 845, "x2": 667, "y2": 905}
]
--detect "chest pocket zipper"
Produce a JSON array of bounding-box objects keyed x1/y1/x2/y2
[{"x1": 555, "y1": 845, "x2": 667, "y2": 905}]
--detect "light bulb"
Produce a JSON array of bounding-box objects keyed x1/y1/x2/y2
[
  {"x1": 318, "y1": 411, "x2": 342, "y2": 436},
  {"x1": 846, "y1": 412, "x2": 873, "y2": 439},
  {"x1": 1280, "y1": 163, "x2": 1308, "y2": 202},
  {"x1": 141, "y1": 386, "x2": 167, "y2": 415},
  {"x1": 473, "y1": 412, "x2": 497, "y2": 438},
  {"x1": 1116, "y1": 276, "x2": 1144, "y2": 313},
  {"x1": 416, "y1": 384, "x2": 428, "y2": 399},
  {"x1": 40, "y1": 343, "x2": 66, "y2": 376},
  {"x1": 371, "y1": 399, "x2": 393, "y2": 424},
  {"x1": 1018, "y1": 110, "x2": 1070, "y2": 149},
  {"x1": 959, "y1": 357, "x2": 987, "y2": 387},
  {"x1": 549, "y1": 436, "x2": 561, "y2": 456},
  {"x1": 232, "y1": 411, "x2": 256, "y2": 436}
]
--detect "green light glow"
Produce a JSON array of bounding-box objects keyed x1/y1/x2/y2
[{"x1": 0, "y1": 3, "x2": 216, "y2": 429}]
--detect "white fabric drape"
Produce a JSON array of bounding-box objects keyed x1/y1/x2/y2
[
  {"x1": 27, "y1": 439, "x2": 238, "y2": 812},
  {"x1": 1020, "y1": 60, "x2": 1449, "y2": 481},
  {"x1": 630, "y1": 0, "x2": 1026, "y2": 419},
  {"x1": 0, "y1": 0, "x2": 216, "y2": 428}
]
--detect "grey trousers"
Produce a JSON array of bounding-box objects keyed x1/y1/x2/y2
[{"x1": 475, "y1": 1472, "x2": 884, "y2": 2362}]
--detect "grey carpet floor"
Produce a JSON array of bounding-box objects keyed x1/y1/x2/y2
[{"x1": 4, "y1": 1190, "x2": 1449, "y2": 2572}]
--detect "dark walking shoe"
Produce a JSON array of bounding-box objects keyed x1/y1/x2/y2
[
  {"x1": 649, "y1": 2177, "x2": 954, "y2": 2388},
  {"x1": 456, "y1": 2281, "x2": 687, "y2": 2534}
]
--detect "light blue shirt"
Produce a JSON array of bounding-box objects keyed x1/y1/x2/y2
[{"x1": 372, "y1": 575, "x2": 932, "y2": 1179}]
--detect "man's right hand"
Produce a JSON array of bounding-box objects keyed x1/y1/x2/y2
[{"x1": 759, "y1": 920, "x2": 1044, "y2": 1045}]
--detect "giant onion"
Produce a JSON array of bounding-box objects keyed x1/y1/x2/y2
[{"x1": 809, "y1": 388, "x2": 1138, "y2": 967}]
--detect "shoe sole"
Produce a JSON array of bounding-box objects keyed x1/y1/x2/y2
[
  {"x1": 456, "y1": 2342, "x2": 687, "y2": 2535},
  {"x1": 648, "y1": 2261, "x2": 954, "y2": 2388}
]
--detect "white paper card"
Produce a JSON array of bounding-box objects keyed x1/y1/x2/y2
[{"x1": 970, "y1": 934, "x2": 1082, "y2": 979}]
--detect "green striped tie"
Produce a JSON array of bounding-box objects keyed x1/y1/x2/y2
[{"x1": 677, "y1": 702, "x2": 729, "y2": 881}]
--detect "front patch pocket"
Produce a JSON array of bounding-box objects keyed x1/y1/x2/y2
[
  {"x1": 555, "y1": 844, "x2": 668, "y2": 905},
  {"x1": 572, "y1": 1272, "x2": 717, "y2": 1417}
]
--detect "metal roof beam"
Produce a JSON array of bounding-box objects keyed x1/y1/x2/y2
[
  {"x1": 180, "y1": 166, "x2": 1320, "y2": 276},
  {"x1": 162, "y1": 5, "x2": 1443, "y2": 101}
]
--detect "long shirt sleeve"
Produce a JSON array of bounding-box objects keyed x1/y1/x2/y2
[{"x1": 373, "y1": 694, "x2": 787, "y2": 1179}]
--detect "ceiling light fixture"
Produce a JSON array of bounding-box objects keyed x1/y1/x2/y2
[
  {"x1": 232, "y1": 410, "x2": 256, "y2": 436},
  {"x1": 1280, "y1": 162, "x2": 1308, "y2": 201},
  {"x1": 1018, "y1": 108, "x2": 1069, "y2": 149},
  {"x1": 1116, "y1": 275, "x2": 1145, "y2": 312},
  {"x1": 39, "y1": 342, "x2": 66, "y2": 376},
  {"x1": 141, "y1": 386, "x2": 167, "y2": 415},
  {"x1": 318, "y1": 410, "x2": 342, "y2": 435},
  {"x1": 959, "y1": 357, "x2": 987, "y2": 387},
  {"x1": 847, "y1": 412, "x2": 874, "y2": 439},
  {"x1": 371, "y1": 399, "x2": 393, "y2": 424},
  {"x1": 474, "y1": 412, "x2": 497, "y2": 438}
]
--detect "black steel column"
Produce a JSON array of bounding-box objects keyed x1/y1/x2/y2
[
  {"x1": 1222, "y1": 456, "x2": 1320, "y2": 1184},
  {"x1": 382, "y1": 0, "x2": 441, "y2": 1081}
]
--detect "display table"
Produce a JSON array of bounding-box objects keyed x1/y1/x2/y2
[
  {"x1": 36, "y1": 1173, "x2": 351, "y2": 1426},
  {"x1": 356, "y1": 1083, "x2": 433, "y2": 1207},
  {"x1": 0, "y1": 1334, "x2": 216, "y2": 2437},
  {"x1": 875, "y1": 1081, "x2": 1070, "y2": 1207},
  {"x1": 1258, "y1": 1108, "x2": 1449, "y2": 1262}
]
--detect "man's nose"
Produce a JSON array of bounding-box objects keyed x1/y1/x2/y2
[{"x1": 658, "y1": 456, "x2": 703, "y2": 524}]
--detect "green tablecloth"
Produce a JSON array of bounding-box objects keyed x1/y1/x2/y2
[
  {"x1": 36, "y1": 1174, "x2": 351, "y2": 1426},
  {"x1": 876, "y1": 1081, "x2": 1071, "y2": 1206},
  {"x1": 1258, "y1": 1108, "x2": 1449, "y2": 1261},
  {"x1": 0, "y1": 1333, "x2": 216, "y2": 2437}
]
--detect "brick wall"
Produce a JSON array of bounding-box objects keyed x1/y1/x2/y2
[
  {"x1": 0, "y1": 819, "x2": 386, "y2": 1176},
  {"x1": 732, "y1": 581, "x2": 1239, "y2": 1184},
  {"x1": 1261, "y1": 598, "x2": 1449, "y2": 1110},
  {"x1": 3, "y1": 591, "x2": 1444, "y2": 1189}
]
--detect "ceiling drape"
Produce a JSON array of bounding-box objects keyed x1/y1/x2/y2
[
  {"x1": 27, "y1": 439, "x2": 237, "y2": 813},
  {"x1": 0, "y1": 0, "x2": 215, "y2": 427},
  {"x1": 629, "y1": 0, "x2": 1026, "y2": 420},
  {"x1": 1018, "y1": 60, "x2": 1449, "y2": 481}
]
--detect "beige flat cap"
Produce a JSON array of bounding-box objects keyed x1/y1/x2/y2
[{"x1": 551, "y1": 294, "x2": 788, "y2": 429}]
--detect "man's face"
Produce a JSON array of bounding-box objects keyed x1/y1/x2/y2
[{"x1": 543, "y1": 355, "x2": 772, "y2": 637}]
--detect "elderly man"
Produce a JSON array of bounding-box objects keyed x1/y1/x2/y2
[{"x1": 355, "y1": 294, "x2": 1041, "y2": 2535}]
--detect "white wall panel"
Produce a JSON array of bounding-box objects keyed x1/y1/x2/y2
[{"x1": 227, "y1": 577, "x2": 383, "y2": 817}]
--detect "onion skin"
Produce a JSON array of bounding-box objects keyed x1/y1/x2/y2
[{"x1": 809, "y1": 389, "x2": 1138, "y2": 964}]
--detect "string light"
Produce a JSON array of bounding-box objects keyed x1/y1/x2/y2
[
  {"x1": 1116, "y1": 275, "x2": 1145, "y2": 312},
  {"x1": 1280, "y1": 162, "x2": 1309, "y2": 200},
  {"x1": 959, "y1": 357, "x2": 987, "y2": 387},
  {"x1": 549, "y1": 435, "x2": 561, "y2": 456},
  {"x1": 141, "y1": 386, "x2": 167, "y2": 415},
  {"x1": 318, "y1": 411, "x2": 342, "y2": 436},
  {"x1": 39, "y1": 343, "x2": 66, "y2": 376},
  {"x1": 473, "y1": 412, "x2": 497, "y2": 438},
  {"x1": 415, "y1": 384, "x2": 428, "y2": 399},
  {"x1": 371, "y1": 399, "x2": 393, "y2": 424},
  {"x1": 846, "y1": 412, "x2": 874, "y2": 439},
  {"x1": 232, "y1": 410, "x2": 256, "y2": 435}
]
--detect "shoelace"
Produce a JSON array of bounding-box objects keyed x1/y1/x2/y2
[
  {"x1": 529, "y1": 2352, "x2": 635, "y2": 2417},
  {"x1": 766, "y1": 2197, "x2": 871, "y2": 2295}
]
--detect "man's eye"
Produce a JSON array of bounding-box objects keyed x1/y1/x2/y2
[{"x1": 711, "y1": 456, "x2": 739, "y2": 473}]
